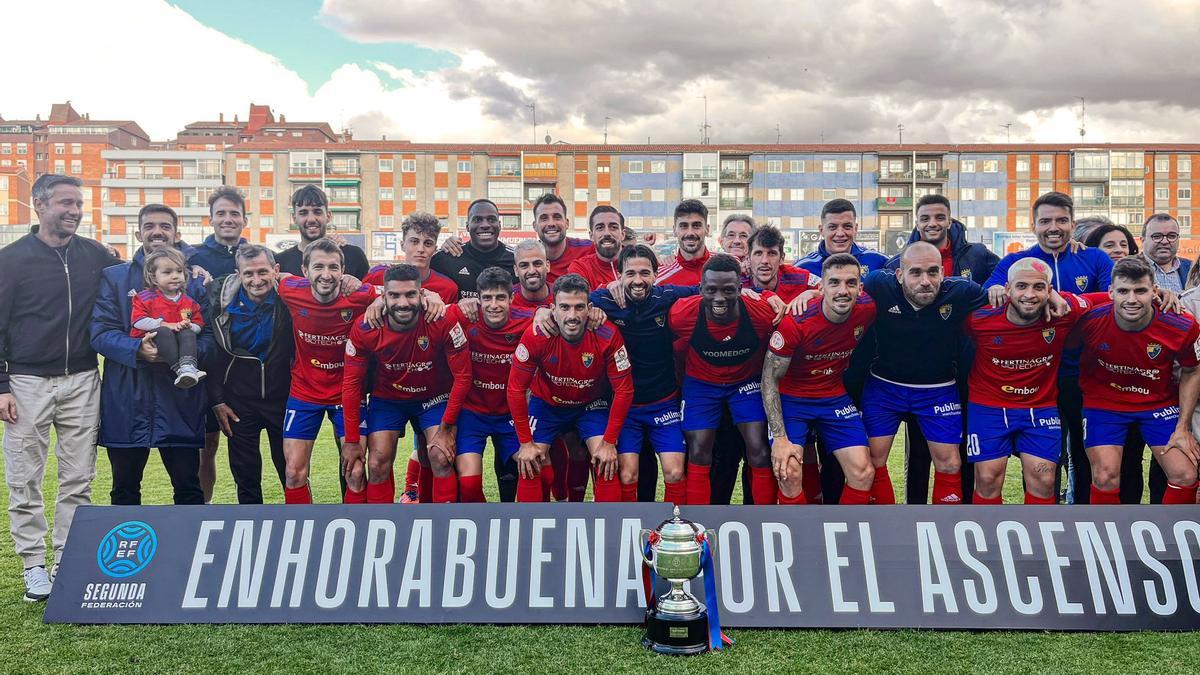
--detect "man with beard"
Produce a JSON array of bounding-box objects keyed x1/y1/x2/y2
[
  {"x1": 657, "y1": 200, "x2": 713, "y2": 285},
  {"x1": 568, "y1": 205, "x2": 624, "y2": 289},
  {"x1": 275, "y1": 185, "x2": 370, "y2": 279},
  {"x1": 965, "y1": 258, "x2": 1104, "y2": 504},
  {"x1": 532, "y1": 193, "x2": 593, "y2": 283},
  {"x1": 762, "y1": 253, "x2": 877, "y2": 505},
  {"x1": 341, "y1": 264, "x2": 471, "y2": 504},
  {"x1": 744, "y1": 225, "x2": 820, "y2": 302},
  {"x1": 507, "y1": 274, "x2": 634, "y2": 502},
  {"x1": 510, "y1": 240, "x2": 552, "y2": 311},
  {"x1": 432, "y1": 199, "x2": 516, "y2": 298},
  {"x1": 1078, "y1": 256, "x2": 1200, "y2": 505},
  {"x1": 276, "y1": 238, "x2": 378, "y2": 504},
  {"x1": 986, "y1": 192, "x2": 1113, "y2": 504},
  {"x1": 671, "y1": 254, "x2": 780, "y2": 505},
  {"x1": 720, "y1": 214, "x2": 755, "y2": 260}
]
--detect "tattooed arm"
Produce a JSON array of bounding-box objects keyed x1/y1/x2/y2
[{"x1": 763, "y1": 350, "x2": 802, "y2": 480}]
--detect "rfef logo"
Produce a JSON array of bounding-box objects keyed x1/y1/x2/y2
[{"x1": 97, "y1": 521, "x2": 158, "y2": 579}]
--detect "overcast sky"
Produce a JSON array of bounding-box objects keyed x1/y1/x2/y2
[{"x1": 4, "y1": 0, "x2": 1198, "y2": 145}]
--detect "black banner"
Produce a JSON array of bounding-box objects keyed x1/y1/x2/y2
[{"x1": 46, "y1": 504, "x2": 1200, "y2": 630}]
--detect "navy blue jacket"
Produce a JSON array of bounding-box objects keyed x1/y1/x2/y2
[
  {"x1": 885, "y1": 220, "x2": 999, "y2": 284},
  {"x1": 863, "y1": 270, "x2": 988, "y2": 385},
  {"x1": 187, "y1": 235, "x2": 246, "y2": 279},
  {"x1": 91, "y1": 248, "x2": 212, "y2": 449},
  {"x1": 591, "y1": 285, "x2": 697, "y2": 404},
  {"x1": 795, "y1": 241, "x2": 890, "y2": 277}
]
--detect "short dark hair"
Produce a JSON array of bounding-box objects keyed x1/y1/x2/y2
[
  {"x1": 383, "y1": 262, "x2": 421, "y2": 285},
  {"x1": 916, "y1": 193, "x2": 952, "y2": 213},
  {"x1": 208, "y1": 185, "x2": 246, "y2": 215},
  {"x1": 532, "y1": 192, "x2": 567, "y2": 218},
  {"x1": 822, "y1": 252, "x2": 860, "y2": 277},
  {"x1": 618, "y1": 244, "x2": 658, "y2": 273},
  {"x1": 137, "y1": 203, "x2": 178, "y2": 229},
  {"x1": 467, "y1": 198, "x2": 499, "y2": 216},
  {"x1": 748, "y1": 225, "x2": 785, "y2": 255},
  {"x1": 589, "y1": 204, "x2": 625, "y2": 229},
  {"x1": 1083, "y1": 223, "x2": 1139, "y2": 256},
  {"x1": 402, "y1": 211, "x2": 441, "y2": 240},
  {"x1": 1142, "y1": 212, "x2": 1179, "y2": 238},
  {"x1": 31, "y1": 173, "x2": 82, "y2": 203},
  {"x1": 301, "y1": 237, "x2": 343, "y2": 268},
  {"x1": 674, "y1": 199, "x2": 708, "y2": 222},
  {"x1": 1111, "y1": 255, "x2": 1153, "y2": 285},
  {"x1": 821, "y1": 198, "x2": 856, "y2": 221},
  {"x1": 291, "y1": 184, "x2": 328, "y2": 209},
  {"x1": 701, "y1": 252, "x2": 741, "y2": 277},
  {"x1": 1032, "y1": 191, "x2": 1074, "y2": 220},
  {"x1": 552, "y1": 273, "x2": 591, "y2": 299},
  {"x1": 476, "y1": 266, "x2": 514, "y2": 295}
]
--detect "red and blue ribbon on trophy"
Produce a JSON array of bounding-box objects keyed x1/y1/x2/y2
[{"x1": 641, "y1": 530, "x2": 734, "y2": 651}]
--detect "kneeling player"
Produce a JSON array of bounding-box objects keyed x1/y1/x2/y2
[
  {"x1": 455, "y1": 268, "x2": 536, "y2": 501},
  {"x1": 762, "y1": 253, "x2": 876, "y2": 504},
  {"x1": 1078, "y1": 256, "x2": 1200, "y2": 504},
  {"x1": 341, "y1": 264, "x2": 471, "y2": 503},
  {"x1": 507, "y1": 274, "x2": 634, "y2": 501}
]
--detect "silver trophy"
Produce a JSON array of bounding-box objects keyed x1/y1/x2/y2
[{"x1": 639, "y1": 507, "x2": 718, "y2": 655}]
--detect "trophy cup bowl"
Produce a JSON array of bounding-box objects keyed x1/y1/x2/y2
[{"x1": 640, "y1": 507, "x2": 716, "y2": 655}]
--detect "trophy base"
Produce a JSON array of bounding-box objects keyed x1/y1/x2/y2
[{"x1": 642, "y1": 607, "x2": 710, "y2": 656}]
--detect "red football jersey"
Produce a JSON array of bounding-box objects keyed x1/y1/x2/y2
[
  {"x1": 1078, "y1": 305, "x2": 1200, "y2": 411},
  {"x1": 669, "y1": 295, "x2": 777, "y2": 384},
  {"x1": 965, "y1": 292, "x2": 1100, "y2": 408},
  {"x1": 363, "y1": 265, "x2": 460, "y2": 304},
  {"x1": 511, "y1": 288, "x2": 553, "y2": 312},
  {"x1": 507, "y1": 323, "x2": 634, "y2": 444},
  {"x1": 768, "y1": 296, "x2": 876, "y2": 397},
  {"x1": 341, "y1": 305, "x2": 472, "y2": 443},
  {"x1": 566, "y1": 252, "x2": 620, "y2": 290},
  {"x1": 744, "y1": 264, "x2": 820, "y2": 303},
  {"x1": 464, "y1": 308, "x2": 535, "y2": 414},
  {"x1": 656, "y1": 248, "x2": 711, "y2": 286},
  {"x1": 547, "y1": 237, "x2": 595, "y2": 284},
  {"x1": 278, "y1": 277, "x2": 377, "y2": 406},
  {"x1": 129, "y1": 289, "x2": 204, "y2": 338}
]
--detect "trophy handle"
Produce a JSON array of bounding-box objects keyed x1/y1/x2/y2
[
  {"x1": 638, "y1": 529, "x2": 654, "y2": 566},
  {"x1": 704, "y1": 529, "x2": 717, "y2": 556}
]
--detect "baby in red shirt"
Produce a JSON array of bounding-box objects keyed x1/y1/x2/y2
[{"x1": 130, "y1": 248, "x2": 206, "y2": 388}]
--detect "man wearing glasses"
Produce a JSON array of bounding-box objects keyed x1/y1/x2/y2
[{"x1": 1142, "y1": 213, "x2": 1190, "y2": 292}]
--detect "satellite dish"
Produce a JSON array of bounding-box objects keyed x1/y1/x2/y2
[{"x1": 545, "y1": 134, "x2": 552, "y2": 144}]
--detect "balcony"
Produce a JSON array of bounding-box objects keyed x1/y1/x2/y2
[
  {"x1": 1071, "y1": 168, "x2": 1109, "y2": 181},
  {"x1": 719, "y1": 197, "x2": 753, "y2": 209},
  {"x1": 720, "y1": 169, "x2": 753, "y2": 182},
  {"x1": 915, "y1": 169, "x2": 950, "y2": 181},
  {"x1": 877, "y1": 169, "x2": 949, "y2": 182},
  {"x1": 876, "y1": 196, "x2": 913, "y2": 210},
  {"x1": 1110, "y1": 196, "x2": 1145, "y2": 207},
  {"x1": 289, "y1": 163, "x2": 324, "y2": 176},
  {"x1": 683, "y1": 168, "x2": 718, "y2": 180},
  {"x1": 1073, "y1": 196, "x2": 1107, "y2": 207},
  {"x1": 1110, "y1": 167, "x2": 1146, "y2": 179},
  {"x1": 876, "y1": 170, "x2": 911, "y2": 183}
]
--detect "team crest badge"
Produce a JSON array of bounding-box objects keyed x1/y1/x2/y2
[
  {"x1": 1074, "y1": 275, "x2": 1088, "y2": 289},
  {"x1": 655, "y1": 315, "x2": 666, "y2": 327},
  {"x1": 938, "y1": 304, "x2": 953, "y2": 320},
  {"x1": 582, "y1": 352, "x2": 594, "y2": 368},
  {"x1": 504, "y1": 333, "x2": 516, "y2": 343},
  {"x1": 853, "y1": 325, "x2": 864, "y2": 341},
  {"x1": 417, "y1": 335, "x2": 430, "y2": 350},
  {"x1": 859, "y1": 265, "x2": 869, "y2": 277},
  {"x1": 339, "y1": 309, "x2": 353, "y2": 322},
  {"x1": 1147, "y1": 342, "x2": 1163, "y2": 359},
  {"x1": 961, "y1": 270, "x2": 972, "y2": 279},
  {"x1": 1042, "y1": 327, "x2": 1055, "y2": 344}
]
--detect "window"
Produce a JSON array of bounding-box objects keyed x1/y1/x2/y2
[
  {"x1": 54, "y1": 160, "x2": 65, "y2": 174},
  {"x1": 822, "y1": 160, "x2": 837, "y2": 173},
  {"x1": 124, "y1": 190, "x2": 140, "y2": 207},
  {"x1": 960, "y1": 188, "x2": 976, "y2": 201},
  {"x1": 1181, "y1": 215, "x2": 1192, "y2": 229},
  {"x1": 487, "y1": 183, "x2": 521, "y2": 203},
  {"x1": 380, "y1": 188, "x2": 394, "y2": 200},
  {"x1": 457, "y1": 189, "x2": 471, "y2": 200},
  {"x1": 574, "y1": 188, "x2": 588, "y2": 202},
  {"x1": 71, "y1": 143, "x2": 82, "y2": 155},
  {"x1": 789, "y1": 188, "x2": 805, "y2": 201},
  {"x1": 845, "y1": 188, "x2": 859, "y2": 200},
  {"x1": 434, "y1": 160, "x2": 448, "y2": 173},
  {"x1": 844, "y1": 159, "x2": 860, "y2": 173},
  {"x1": 628, "y1": 160, "x2": 644, "y2": 173},
  {"x1": 597, "y1": 164, "x2": 610, "y2": 173},
  {"x1": 628, "y1": 189, "x2": 643, "y2": 201},
  {"x1": 526, "y1": 186, "x2": 552, "y2": 201},
  {"x1": 0, "y1": 144, "x2": 9, "y2": 154},
  {"x1": 259, "y1": 188, "x2": 274, "y2": 199},
  {"x1": 402, "y1": 187, "x2": 417, "y2": 200},
  {"x1": 822, "y1": 188, "x2": 836, "y2": 200},
  {"x1": 982, "y1": 160, "x2": 999, "y2": 172},
  {"x1": 1039, "y1": 158, "x2": 1053, "y2": 173},
  {"x1": 1016, "y1": 187, "x2": 1030, "y2": 201},
  {"x1": 1016, "y1": 158, "x2": 1030, "y2": 173},
  {"x1": 235, "y1": 159, "x2": 250, "y2": 172},
  {"x1": 983, "y1": 188, "x2": 999, "y2": 200},
  {"x1": 379, "y1": 215, "x2": 394, "y2": 227},
  {"x1": 434, "y1": 189, "x2": 449, "y2": 200},
  {"x1": 379, "y1": 159, "x2": 393, "y2": 172},
  {"x1": 1155, "y1": 187, "x2": 1170, "y2": 200},
  {"x1": 1180, "y1": 188, "x2": 1192, "y2": 200},
  {"x1": 767, "y1": 160, "x2": 783, "y2": 173},
  {"x1": 960, "y1": 159, "x2": 976, "y2": 172},
  {"x1": 768, "y1": 188, "x2": 783, "y2": 201},
  {"x1": 596, "y1": 188, "x2": 611, "y2": 201},
  {"x1": 487, "y1": 158, "x2": 518, "y2": 176},
  {"x1": 983, "y1": 216, "x2": 999, "y2": 228},
  {"x1": 54, "y1": 143, "x2": 65, "y2": 155},
  {"x1": 650, "y1": 189, "x2": 665, "y2": 201},
  {"x1": 329, "y1": 186, "x2": 359, "y2": 202},
  {"x1": 1015, "y1": 213, "x2": 1030, "y2": 228},
  {"x1": 789, "y1": 160, "x2": 805, "y2": 173},
  {"x1": 1155, "y1": 158, "x2": 1170, "y2": 173},
  {"x1": 650, "y1": 160, "x2": 666, "y2": 173},
  {"x1": 70, "y1": 160, "x2": 82, "y2": 174},
  {"x1": 1179, "y1": 158, "x2": 1192, "y2": 174},
  {"x1": 289, "y1": 151, "x2": 323, "y2": 174},
  {"x1": 258, "y1": 158, "x2": 274, "y2": 173},
  {"x1": 963, "y1": 216, "x2": 977, "y2": 228},
  {"x1": 457, "y1": 160, "x2": 472, "y2": 173},
  {"x1": 260, "y1": 216, "x2": 274, "y2": 229},
  {"x1": 401, "y1": 159, "x2": 417, "y2": 172}
]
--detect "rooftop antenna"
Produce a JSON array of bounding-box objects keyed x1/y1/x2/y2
[
  {"x1": 603, "y1": 116, "x2": 612, "y2": 145},
  {"x1": 897, "y1": 123, "x2": 905, "y2": 145},
  {"x1": 1077, "y1": 97, "x2": 1087, "y2": 139},
  {"x1": 525, "y1": 103, "x2": 537, "y2": 144},
  {"x1": 775, "y1": 123, "x2": 781, "y2": 144},
  {"x1": 697, "y1": 95, "x2": 711, "y2": 144},
  {"x1": 1000, "y1": 123, "x2": 1012, "y2": 143}
]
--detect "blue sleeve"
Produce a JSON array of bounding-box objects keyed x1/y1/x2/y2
[
  {"x1": 954, "y1": 279, "x2": 988, "y2": 312},
  {"x1": 883, "y1": 253, "x2": 900, "y2": 271},
  {"x1": 664, "y1": 284, "x2": 699, "y2": 299},
  {"x1": 90, "y1": 271, "x2": 141, "y2": 369},
  {"x1": 197, "y1": 280, "x2": 217, "y2": 368},
  {"x1": 986, "y1": 253, "x2": 1017, "y2": 288},
  {"x1": 589, "y1": 289, "x2": 616, "y2": 312},
  {"x1": 863, "y1": 269, "x2": 889, "y2": 299},
  {"x1": 1093, "y1": 250, "x2": 1113, "y2": 291}
]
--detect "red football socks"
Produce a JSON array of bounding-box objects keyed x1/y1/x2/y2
[
  {"x1": 750, "y1": 467, "x2": 778, "y2": 506},
  {"x1": 458, "y1": 474, "x2": 485, "y2": 503},
  {"x1": 567, "y1": 459, "x2": 591, "y2": 502},
  {"x1": 1163, "y1": 481, "x2": 1199, "y2": 505},
  {"x1": 663, "y1": 480, "x2": 687, "y2": 505},
  {"x1": 343, "y1": 486, "x2": 367, "y2": 504},
  {"x1": 593, "y1": 472, "x2": 621, "y2": 502},
  {"x1": 932, "y1": 470, "x2": 963, "y2": 504},
  {"x1": 802, "y1": 462, "x2": 823, "y2": 504},
  {"x1": 366, "y1": 474, "x2": 395, "y2": 504},
  {"x1": 1089, "y1": 484, "x2": 1121, "y2": 505},
  {"x1": 778, "y1": 489, "x2": 808, "y2": 505},
  {"x1": 839, "y1": 484, "x2": 872, "y2": 505},
  {"x1": 284, "y1": 485, "x2": 312, "y2": 504},
  {"x1": 870, "y1": 466, "x2": 896, "y2": 505},
  {"x1": 686, "y1": 463, "x2": 712, "y2": 505},
  {"x1": 620, "y1": 481, "x2": 638, "y2": 503},
  {"x1": 973, "y1": 493, "x2": 1003, "y2": 505},
  {"x1": 1024, "y1": 491, "x2": 1057, "y2": 505},
  {"x1": 417, "y1": 468, "x2": 433, "y2": 504},
  {"x1": 539, "y1": 464, "x2": 556, "y2": 501},
  {"x1": 549, "y1": 439, "x2": 569, "y2": 501},
  {"x1": 432, "y1": 474, "x2": 458, "y2": 503},
  {"x1": 403, "y1": 458, "x2": 421, "y2": 493},
  {"x1": 517, "y1": 475, "x2": 545, "y2": 502}
]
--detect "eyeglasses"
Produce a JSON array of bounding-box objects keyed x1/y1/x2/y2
[{"x1": 1149, "y1": 232, "x2": 1180, "y2": 242}]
